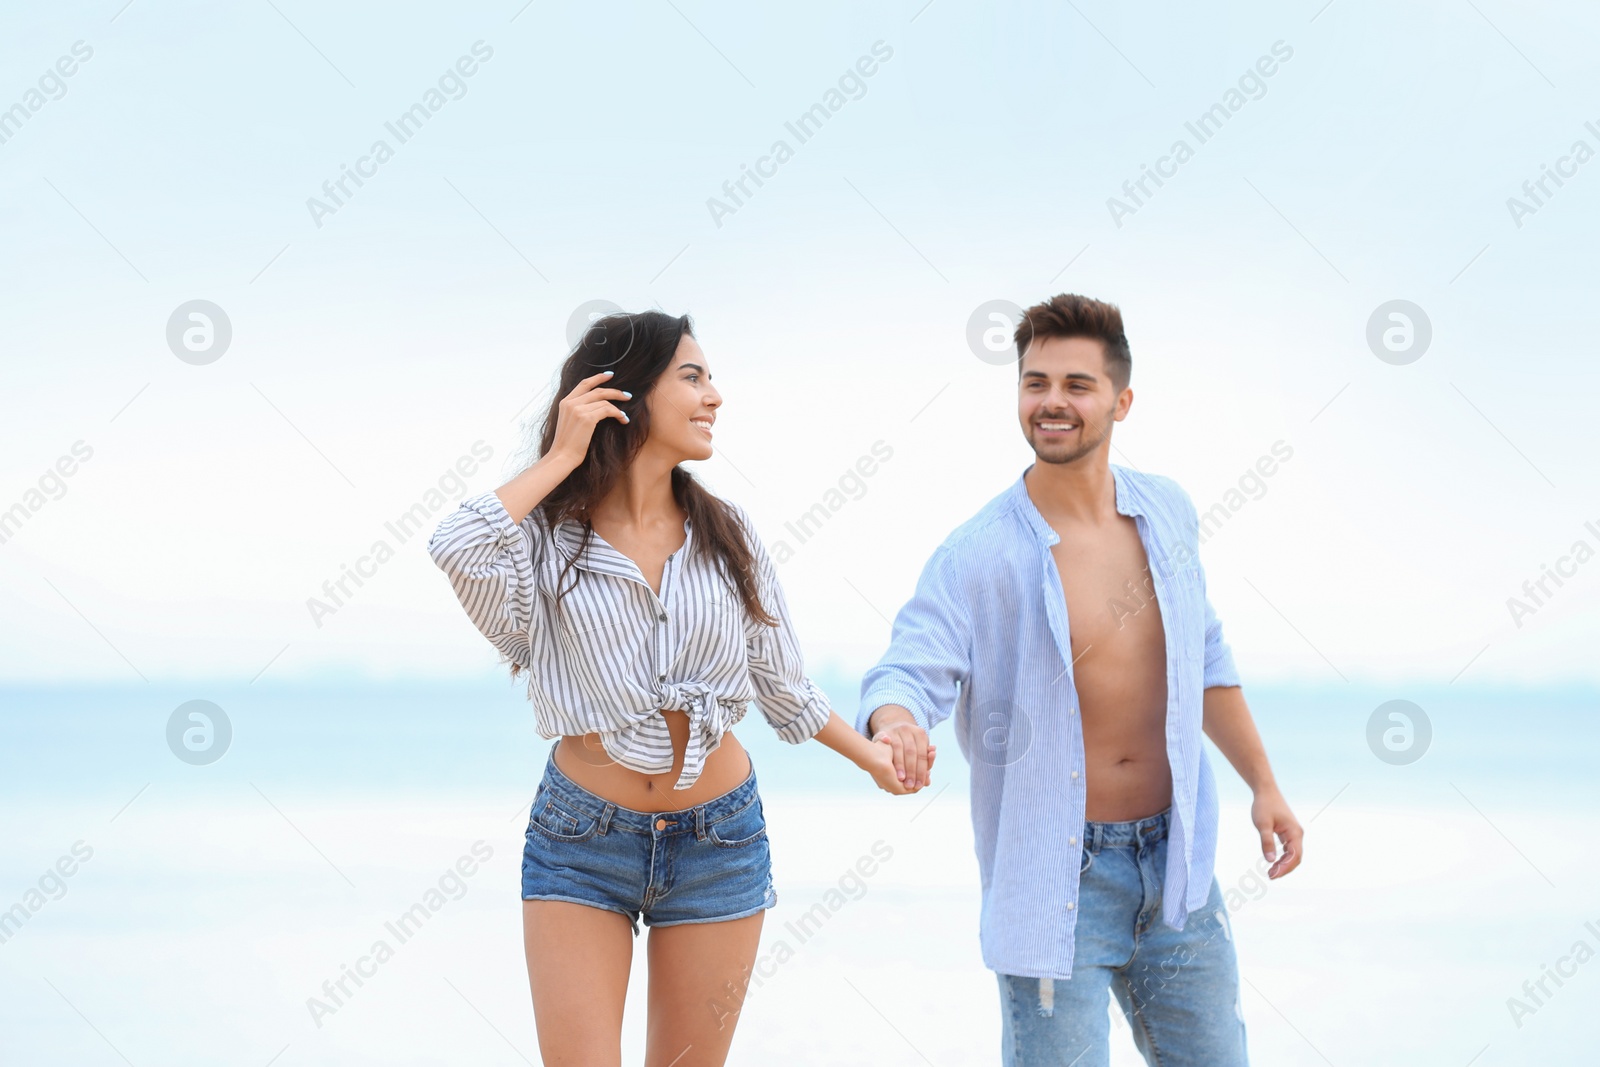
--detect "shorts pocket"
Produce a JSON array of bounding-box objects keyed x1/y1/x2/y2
[
  {"x1": 1080, "y1": 845, "x2": 1094, "y2": 875},
  {"x1": 530, "y1": 794, "x2": 599, "y2": 843},
  {"x1": 707, "y1": 796, "x2": 767, "y2": 849}
]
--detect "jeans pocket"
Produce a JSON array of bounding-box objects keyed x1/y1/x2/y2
[
  {"x1": 707, "y1": 796, "x2": 767, "y2": 849},
  {"x1": 530, "y1": 794, "x2": 599, "y2": 843},
  {"x1": 1080, "y1": 845, "x2": 1094, "y2": 875}
]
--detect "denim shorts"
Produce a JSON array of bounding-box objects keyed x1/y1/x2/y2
[{"x1": 521, "y1": 743, "x2": 777, "y2": 934}]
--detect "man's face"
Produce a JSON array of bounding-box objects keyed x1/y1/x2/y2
[{"x1": 1016, "y1": 335, "x2": 1131, "y2": 466}]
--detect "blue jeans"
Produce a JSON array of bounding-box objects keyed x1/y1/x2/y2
[
  {"x1": 998, "y1": 808, "x2": 1248, "y2": 1066},
  {"x1": 521, "y1": 744, "x2": 777, "y2": 934}
]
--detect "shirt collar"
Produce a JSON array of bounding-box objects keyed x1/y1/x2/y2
[
  {"x1": 1008, "y1": 463, "x2": 1141, "y2": 546},
  {"x1": 553, "y1": 515, "x2": 693, "y2": 583}
]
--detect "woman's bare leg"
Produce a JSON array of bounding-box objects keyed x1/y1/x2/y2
[
  {"x1": 644, "y1": 912, "x2": 765, "y2": 1067},
  {"x1": 524, "y1": 900, "x2": 635, "y2": 1066}
]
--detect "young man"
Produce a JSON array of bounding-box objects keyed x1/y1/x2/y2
[{"x1": 857, "y1": 293, "x2": 1303, "y2": 1066}]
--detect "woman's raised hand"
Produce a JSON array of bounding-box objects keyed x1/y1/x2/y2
[{"x1": 548, "y1": 370, "x2": 632, "y2": 468}]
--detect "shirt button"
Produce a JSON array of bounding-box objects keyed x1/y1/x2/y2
[
  {"x1": 1069, "y1": 836, "x2": 1078, "y2": 845},
  {"x1": 1067, "y1": 902, "x2": 1076, "y2": 910},
  {"x1": 657, "y1": 612, "x2": 667, "y2": 622},
  {"x1": 1070, "y1": 771, "x2": 1079, "y2": 779},
  {"x1": 655, "y1": 818, "x2": 668, "y2": 830}
]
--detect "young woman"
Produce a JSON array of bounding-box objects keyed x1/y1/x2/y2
[{"x1": 427, "y1": 310, "x2": 932, "y2": 1066}]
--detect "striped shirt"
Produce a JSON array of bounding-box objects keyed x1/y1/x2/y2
[
  {"x1": 856, "y1": 464, "x2": 1242, "y2": 980},
  {"x1": 428, "y1": 490, "x2": 833, "y2": 789}
]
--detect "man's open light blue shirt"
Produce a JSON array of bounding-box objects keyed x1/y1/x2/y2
[{"x1": 856, "y1": 464, "x2": 1242, "y2": 979}]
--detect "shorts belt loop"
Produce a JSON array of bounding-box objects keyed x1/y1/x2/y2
[
  {"x1": 598, "y1": 802, "x2": 615, "y2": 835},
  {"x1": 694, "y1": 804, "x2": 707, "y2": 841},
  {"x1": 1089, "y1": 820, "x2": 1101, "y2": 853}
]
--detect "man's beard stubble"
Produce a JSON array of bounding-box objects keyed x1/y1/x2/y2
[{"x1": 1028, "y1": 407, "x2": 1114, "y2": 466}]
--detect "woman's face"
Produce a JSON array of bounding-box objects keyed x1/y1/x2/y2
[{"x1": 644, "y1": 333, "x2": 721, "y2": 462}]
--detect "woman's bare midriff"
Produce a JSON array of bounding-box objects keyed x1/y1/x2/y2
[{"x1": 553, "y1": 709, "x2": 752, "y2": 812}]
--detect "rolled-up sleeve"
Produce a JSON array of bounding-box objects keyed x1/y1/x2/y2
[
  {"x1": 856, "y1": 546, "x2": 971, "y2": 736},
  {"x1": 1175, "y1": 483, "x2": 1240, "y2": 690},
  {"x1": 426, "y1": 491, "x2": 545, "y2": 670},
  {"x1": 1200, "y1": 570, "x2": 1241, "y2": 689},
  {"x1": 739, "y1": 519, "x2": 832, "y2": 744}
]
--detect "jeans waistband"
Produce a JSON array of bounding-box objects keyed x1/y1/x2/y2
[
  {"x1": 1085, "y1": 806, "x2": 1171, "y2": 851},
  {"x1": 537, "y1": 742, "x2": 759, "y2": 836}
]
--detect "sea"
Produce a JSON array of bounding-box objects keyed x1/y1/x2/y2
[{"x1": 1, "y1": 674, "x2": 1595, "y2": 1065}]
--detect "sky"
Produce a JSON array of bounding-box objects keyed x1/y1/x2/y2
[{"x1": 2, "y1": 0, "x2": 1598, "y2": 692}]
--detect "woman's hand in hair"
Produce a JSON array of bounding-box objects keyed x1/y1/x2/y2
[{"x1": 548, "y1": 370, "x2": 632, "y2": 468}]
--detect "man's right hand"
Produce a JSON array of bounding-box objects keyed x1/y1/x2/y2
[{"x1": 868, "y1": 706, "x2": 937, "y2": 790}]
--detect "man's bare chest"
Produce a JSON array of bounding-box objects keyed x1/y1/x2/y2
[{"x1": 1049, "y1": 517, "x2": 1168, "y2": 657}]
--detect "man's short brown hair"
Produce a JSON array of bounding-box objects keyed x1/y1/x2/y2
[{"x1": 1014, "y1": 293, "x2": 1132, "y2": 391}]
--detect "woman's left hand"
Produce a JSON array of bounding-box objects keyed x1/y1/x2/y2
[
  {"x1": 859, "y1": 736, "x2": 937, "y2": 795},
  {"x1": 807, "y1": 710, "x2": 937, "y2": 795}
]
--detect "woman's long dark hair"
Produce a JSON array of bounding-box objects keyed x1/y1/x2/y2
[{"x1": 509, "y1": 310, "x2": 777, "y2": 681}]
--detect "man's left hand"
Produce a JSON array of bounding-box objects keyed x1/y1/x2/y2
[{"x1": 1251, "y1": 786, "x2": 1303, "y2": 879}]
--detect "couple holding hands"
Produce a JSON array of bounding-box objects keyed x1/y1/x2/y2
[{"x1": 428, "y1": 292, "x2": 1303, "y2": 1067}]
